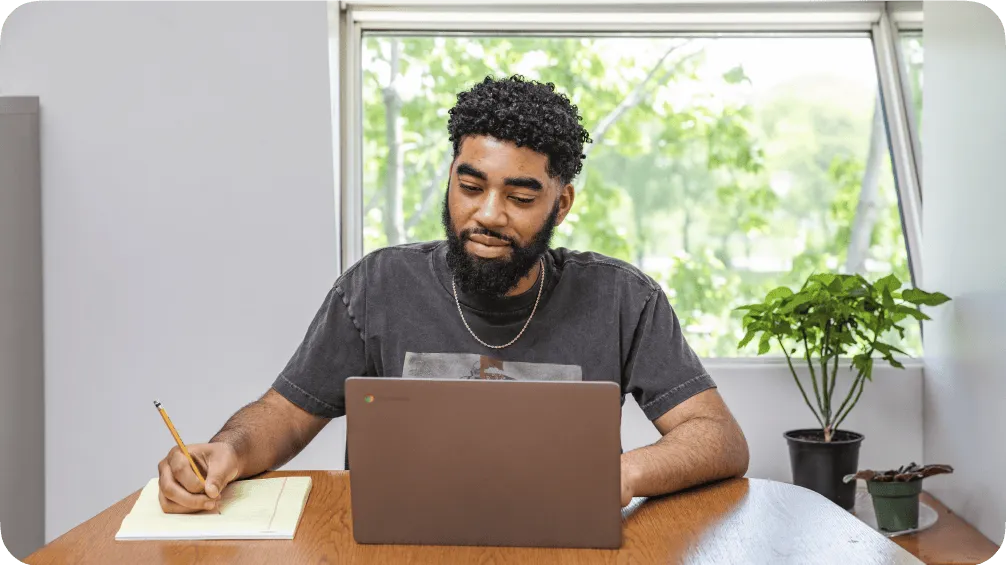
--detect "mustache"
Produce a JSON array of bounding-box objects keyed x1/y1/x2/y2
[{"x1": 461, "y1": 227, "x2": 516, "y2": 247}]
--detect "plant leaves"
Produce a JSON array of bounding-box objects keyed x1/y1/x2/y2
[
  {"x1": 809, "y1": 273, "x2": 837, "y2": 288},
  {"x1": 882, "y1": 288, "x2": 895, "y2": 310},
  {"x1": 895, "y1": 304, "x2": 928, "y2": 321},
  {"x1": 722, "y1": 65, "x2": 750, "y2": 84},
  {"x1": 738, "y1": 329, "x2": 758, "y2": 349},
  {"x1": 758, "y1": 334, "x2": 772, "y2": 355},
  {"x1": 885, "y1": 342, "x2": 908, "y2": 356},
  {"x1": 902, "y1": 288, "x2": 953, "y2": 306},
  {"x1": 846, "y1": 464, "x2": 954, "y2": 483},
  {"x1": 765, "y1": 286, "x2": 794, "y2": 302},
  {"x1": 779, "y1": 292, "x2": 814, "y2": 314},
  {"x1": 875, "y1": 273, "x2": 902, "y2": 293},
  {"x1": 862, "y1": 357, "x2": 874, "y2": 381},
  {"x1": 847, "y1": 287, "x2": 868, "y2": 298},
  {"x1": 842, "y1": 276, "x2": 864, "y2": 291}
]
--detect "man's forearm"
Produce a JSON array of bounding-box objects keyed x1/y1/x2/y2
[
  {"x1": 210, "y1": 390, "x2": 326, "y2": 479},
  {"x1": 622, "y1": 415, "x2": 749, "y2": 499}
]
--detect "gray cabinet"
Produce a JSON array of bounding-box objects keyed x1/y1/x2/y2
[{"x1": 0, "y1": 96, "x2": 44, "y2": 560}]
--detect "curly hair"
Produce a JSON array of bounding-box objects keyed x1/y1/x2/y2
[{"x1": 447, "y1": 75, "x2": 592, "y2": 185}]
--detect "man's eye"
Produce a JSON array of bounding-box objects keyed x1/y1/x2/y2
[
  {"x1": 511, "y1": 196, "x2": 535, "y2": 204},
  {"x1": 460, "y1": 184, "x2": 482, "y2": 193}
]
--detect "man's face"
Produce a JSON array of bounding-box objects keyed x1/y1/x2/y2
[{"x1": 441, "y1": 135, "x2": 574, "y2": 297}]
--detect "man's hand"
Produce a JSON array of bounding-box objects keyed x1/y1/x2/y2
[
  {"x1": 620, "y1": 389, "x2": 749, "y2": 501},
  {"x1": 154, "y1": 389, "x2": 330, "y2": 514},
  {"x1": 157, "y1": 443, "x2": 241, "y2": 514}
]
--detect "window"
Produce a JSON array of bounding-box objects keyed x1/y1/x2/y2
[
  {"x1": 358, "y1": 34, "x2": 918, "y2": 357},
  {"x1": 337, "y1": 3, "x2": 926, "y2": 359},
  {"x1": 899, "y1": 32, "x2": 923, "y2": 133}
]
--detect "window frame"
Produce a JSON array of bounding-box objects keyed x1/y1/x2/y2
[
  {"x1": 875, "y1": 5, "x2": 924, "y2": 286},
  {"x1": 332, "y1": 0, "x2": 925, "y2": 359}
]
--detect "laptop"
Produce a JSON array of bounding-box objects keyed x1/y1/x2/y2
[{"x1": 345, "y1": 377, "x2": 622, "y2": 549}]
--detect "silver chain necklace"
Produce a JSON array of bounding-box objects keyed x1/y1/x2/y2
[{"x1": 452, "y1": 256, "x2": 546, "y2": 350}]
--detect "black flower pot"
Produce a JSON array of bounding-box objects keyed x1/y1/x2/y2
[{"x1": 784, "y1": 429, "x2": 864, "y2": 510}]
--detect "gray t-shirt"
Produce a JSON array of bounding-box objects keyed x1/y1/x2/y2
[{"x1": 272, "y1": 241, "x2": 714, "y2": 426}]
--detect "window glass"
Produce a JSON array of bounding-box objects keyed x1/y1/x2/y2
[
  {"x1": 359, "y1": 36, "x2": 918, "y2": 356},
  {"x1": 900, "y1": 32, "x2": 924, "y2": 134}
]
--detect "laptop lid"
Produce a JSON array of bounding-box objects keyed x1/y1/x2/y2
[{"x1": 345, "y1": 377, "x2": 622, "y2": 549}]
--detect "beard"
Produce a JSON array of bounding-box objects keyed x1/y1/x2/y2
[{"x1": 442, "y1": 185, "x2": 560, "y2": 298}]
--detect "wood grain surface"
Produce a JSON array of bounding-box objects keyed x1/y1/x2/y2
[{"x1": 26, "y1": 471, "x2": 923, "y2": 565}]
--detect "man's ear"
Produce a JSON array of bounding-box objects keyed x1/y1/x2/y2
[{"x1": 556, "y1": 183, "x2": 575, "y2": 225}]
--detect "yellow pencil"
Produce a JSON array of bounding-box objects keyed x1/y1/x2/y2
[{"x1": 153, "y1": 400, "x2": 205, "y2": 484}]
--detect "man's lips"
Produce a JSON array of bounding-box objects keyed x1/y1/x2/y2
[{"x1": 467, "y1": 233, "x2": 511, "y2": 247}]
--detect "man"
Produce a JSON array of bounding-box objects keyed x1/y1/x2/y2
[{"x1": 157, "y1": 75, "x2": 749, "y2": 514}]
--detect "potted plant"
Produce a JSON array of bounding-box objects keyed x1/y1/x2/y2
[
  {"x1": 844, "y1": 463, "x2": 954, "y2": 532},
  {"x1": 735, "y1": 273, "x2": 950, "y2": 510}
]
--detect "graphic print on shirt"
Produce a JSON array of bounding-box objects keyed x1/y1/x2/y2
[{"x1": 402, "y1": 352, "x2": 582, "y2": 382}]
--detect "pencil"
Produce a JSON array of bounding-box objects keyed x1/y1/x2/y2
[{"x1": 153, "y1": 400, "x2": 206, "y2": 484}]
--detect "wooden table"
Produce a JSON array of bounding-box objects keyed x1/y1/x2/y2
[{"x1": 26, "y1": 471, "x2": 923, "y2": 564}]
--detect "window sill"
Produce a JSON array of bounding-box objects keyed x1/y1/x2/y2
[{"x1": 701, "y1": 357, "x2": 925, "y2": 370}]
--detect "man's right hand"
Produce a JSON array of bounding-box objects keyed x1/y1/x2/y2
[{"x1": 157, "y1": 442, "x2": 242, "y2": 513}]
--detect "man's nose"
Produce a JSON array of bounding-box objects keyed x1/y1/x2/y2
[{"x1": 476, "y1": 191, "x2": 508, "y2": 228}]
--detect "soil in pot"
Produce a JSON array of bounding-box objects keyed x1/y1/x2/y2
[
  {"x1": 785, "y1": 429, "x2": 864, "y2": 510},
  {"x1": 867, "y1": 479, "x2": 923, "y2": 532}
]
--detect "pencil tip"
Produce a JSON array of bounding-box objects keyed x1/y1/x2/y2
[{"x1": 153, "y1": 400, "x2": 161, "y2": 408}]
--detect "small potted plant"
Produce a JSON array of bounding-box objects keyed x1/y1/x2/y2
[
  {"x1": 735, "y1": 273, "x2": 950, "y2": 510},
  {"x1": 845, "y1": 463, "x2": 954, "y2": 532}
]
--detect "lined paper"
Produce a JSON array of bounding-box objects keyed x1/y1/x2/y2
[{"x1": 115, "y1": 476, "x2": 312, "y2": 540}]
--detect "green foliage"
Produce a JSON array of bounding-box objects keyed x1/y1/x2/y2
[{"x1": 736, "y1": 273, "x2": 949, "y2": 440}]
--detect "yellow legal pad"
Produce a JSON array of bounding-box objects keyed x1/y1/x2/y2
[{"x1": 115, "y1": 476, "x2": 313, "y2": 540}]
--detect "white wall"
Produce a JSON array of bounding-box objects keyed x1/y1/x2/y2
[
  {"x1": 922, "y1": 0, "x2": 1006, "y2": 545},
  {"x1": 0, "y1": 1, "x2": 337, "y2": 543},
  {"x1": 0, "y1": 0, "x2": 927, "y2": 548}
]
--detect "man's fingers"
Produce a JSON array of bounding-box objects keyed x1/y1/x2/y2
[
  {"x1": 167, "y1": 450, "x2": 208, "y2": 495},
  {"x1": 201, "y1": 448, "x2": 239, "y2": 500},
  {"x1": 158, "y1": 490, "x2": 206, "y2": 514},
  {"x1": 158, "y1": 465, "x2": 215, "y2": 512},
  {"x1": 203, "y1": 458, "x2": 235, "y2": 499},
  {"x1": 158, "y1": 490, "x2": 216, "y2": 514}
]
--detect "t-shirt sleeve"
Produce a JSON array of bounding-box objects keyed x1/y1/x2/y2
[
  {"x1": 623, "y1": 286, "x2": 716, "y2": 421},
  {"x1": 271, "y1": 278, "x2": 368, "y2": 419}
]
